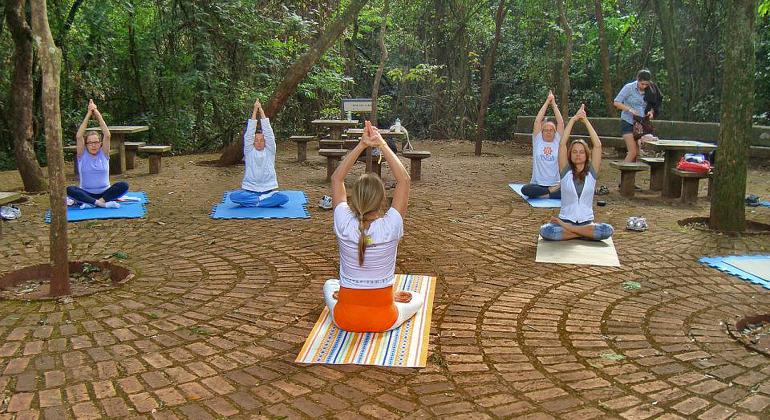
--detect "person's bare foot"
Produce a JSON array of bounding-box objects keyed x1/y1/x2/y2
[
  {"x1": 394, "y1": 291, "x2": 412, "y2": 303},
  {"x1": 332, "y1": 291, "x2": 339, "y2": 300},
  {"x1": 550, "y1": 216, "x2": 565, "y2": 226}
]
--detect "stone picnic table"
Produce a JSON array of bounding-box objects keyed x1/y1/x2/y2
[
  {"x1": 89, "y1": 125, "x2": 149, "y2": 174},
  {"x1": 645, "y1": 139, "x2": 717, "y2": 198},
  {"x1": 310, "y1": 119, "x2": 358, "y2": 141}
]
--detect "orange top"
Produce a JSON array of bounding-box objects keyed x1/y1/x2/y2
[{"x1": 333, "y1": 286, "x2": 398, "y2": 332}]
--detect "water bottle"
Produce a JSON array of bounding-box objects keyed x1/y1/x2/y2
[{"x1": 394, "y1": 118, "x2": 402, "y2": 133}]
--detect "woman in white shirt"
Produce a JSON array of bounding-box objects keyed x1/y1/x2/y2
[
  {"x1": 539, "y1": 105, "x2": 614, "y2": 241},
  {"x1": 521, "y1": 91, "x2": 564, "y2": 199},
  {"x1": 230, "y1": 98, "x2": 289, "y2": 207},
  {"x1": 323, "y1": 121, "x2": 424, "y2": 332}
]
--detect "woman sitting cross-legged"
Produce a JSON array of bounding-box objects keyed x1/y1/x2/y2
[
  {"x1": 323, "y1": 121, "x2": 424, "y2": 332},
  {"x1": 229, "y1": 97, "x2": 289, "y2": 207},
  {"x1": 66, "y1": 100, "x2": 128, "y2": 209},
  {"x1": 521, "y1": 90, "x2": 564, "y2": 199},
  {"x1": 539, "y1": 105, "x2": 614, "y2": 241}
]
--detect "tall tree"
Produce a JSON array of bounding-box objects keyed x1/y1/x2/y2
[
  {"x1": 370, "y1": 0, "x2": 390, "y2": 126},
  {"x1": 709, "y1": 0, "x2": 756, "y2": 232},
  {"x1": 218, "y1": 0, "x2": 370, "y2": 165},
  {"x1": 6, "y1": 0, "x2": 47, "y2": 192},
  {"x1": 475, "y1": 0, "x2": 509, "y2": 156},
  {"x1": 594, "y1": 0, "x2": 615, "y2": 116},
  {"x1": 31, "y1": 0, "x2": 70, "y2": 296},
  {"x1": 651, "y1": 0, "x2": 684, "y2": 119},
  {"x1": 556, "y1": 0, "x2": 572, "y2": 115}
]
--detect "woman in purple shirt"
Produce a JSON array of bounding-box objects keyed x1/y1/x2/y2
[{"x1": 66, "y1": 100, "x2": 128, "y2": 208}]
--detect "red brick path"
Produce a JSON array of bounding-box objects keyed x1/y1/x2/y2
[{"x1": 1, "y1": 141, "x2": 769, "y2": 418}]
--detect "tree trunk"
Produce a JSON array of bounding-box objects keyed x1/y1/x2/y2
[
  {"x1": 6, "y1": 0, "x2": 47, "y2": 192},
  {"x1": 651, "y1": 0, "x2": 683, "y2": 119},
  {"x1": 218, "y1": 0, "x2": 370, "y2": 165},
  {"x1": 370, "y1": 0, "x2": 389, "y2": 126},
  {"x1": 556, "y1": 0, "x2": 572, "y2": 115},
  {"x1": 475, "y1": 0, "x2": 509, "y2": 155},
  {"x1": 709, "y1": 0, "x2": 755, "y2": 232},
  {"x1": 30, "y1": 0, "x2": 70, "y2": 296},
  {"x1": 594, "y1": 0, "x2": 615, "y2": 116}
]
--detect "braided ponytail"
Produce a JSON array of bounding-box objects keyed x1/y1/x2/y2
[{"x1": 349, "y1": 173, "x2": 386, "y2": 266}]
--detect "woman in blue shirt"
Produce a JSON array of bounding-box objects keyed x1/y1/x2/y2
[{"x1": 613, "y1": 70, "x2": 655, "y2": 162}]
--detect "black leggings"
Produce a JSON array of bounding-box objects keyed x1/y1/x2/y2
[
  {"x1": 66, "y1": 182, "x2": 129, "y2": 205},
  {"x1": 521, "y1": 183, "x2": 561, "y2": 199}
]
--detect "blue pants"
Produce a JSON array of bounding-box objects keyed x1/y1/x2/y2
[
  {"x1": 66, "y1": 182, "x2": 129, "y2": 205},
  {"x1": 230, "y1": 189, "x2": 289, "y2": 207},
  {"x1": 522, "y1": 184, "x2": 561, "y2": 199},
  {"x1": 540, "y1": 220, "x2": 614, "y2": 241}
]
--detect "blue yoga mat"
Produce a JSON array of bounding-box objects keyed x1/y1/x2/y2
[
  {"x1": 509, "y1": 183, "x2": 561, "y2": 208},
  {"x1": 700, "y1": 255, "x2": 770, "y2": 290},
  {"x1": 210, "y1": 190, "x2": 310, "y2": 219},
  {"x1": 46, "y1": 192, "x2": 148, "y2": 223}
]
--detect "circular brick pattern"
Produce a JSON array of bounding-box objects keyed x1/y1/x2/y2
[{"x1": 0, "y1": 141, "x2": 769, "y2": 418}]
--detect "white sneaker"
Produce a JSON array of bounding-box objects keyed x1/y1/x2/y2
[
  {"x1": 66, "y1": 197, "x2": 75, "y2": 206},
  {"x1": 318, "y1": 195, "x2": 333, "y2": 210}
]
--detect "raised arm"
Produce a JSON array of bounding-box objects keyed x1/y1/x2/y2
[
  {"x1": 583, "y1": 115, "x2": 602, "y2": 171},
  {"x1": 243, "y1": 98, "x2": 263, "y2": 154},
  {"x1": 331, "y1": 123, "x2": 372, "y2": 208},
  {"x1": 533, "y1": 91, "x2": 553, "y2": 136},
  {"x1": 550, "y1": 92, "x2": 565, "y2": 136},
  {"x1": 262, "y1": 117, "x2": 276, "y2": 155},
  {"x1": 371, "y1": 125, "x2": 410, "y2": 217},
  {"x1": 559, "y1": 109, "x2": 582, "y2": 172},
  {"x1": 75, "y1": 102, "x2": 94, "y2": 157},
  {"x1": 91, "y1": 102, "x2": 110, "y2": 155}
]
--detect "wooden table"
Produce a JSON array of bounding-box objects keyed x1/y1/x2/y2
[
  {"x1": 645, "y1": 139, "x2": 717, "y2": 198},
  {"x1": 89, "y1": 126, "x2": 149, "y2": 175},
  {"x1": 310, "y1": 119, "x2": 358, "y2": 141}
]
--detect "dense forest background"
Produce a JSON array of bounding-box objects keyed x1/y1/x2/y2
[{"x1": 1, "y1": 0, "x2": 769, "y2": 171}]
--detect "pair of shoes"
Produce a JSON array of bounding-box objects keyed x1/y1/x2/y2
[
  {"x1": 0, "y1": 205, "x2": 21, "y2": 220},
  {"x1": 318, "y1": 195, "x2": 333, "y2": 210},
  {"x1": 626, "y1": 216, "x2": 648, "y2": 232},
  {"x1": 597, "y1": 186, "x2": 610, "y2": 196},
  {"x1": 746, "y1": 194, "x2": 761, "y2": 207}
]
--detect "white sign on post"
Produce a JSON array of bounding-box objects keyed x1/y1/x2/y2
[{"x1": 342, "y1": 98, "x2": 374, "y2": 113}]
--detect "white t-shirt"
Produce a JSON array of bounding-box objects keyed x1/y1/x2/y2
[
  {"x1": 530, "y1": 132, "x2": 560, "y2": 186},
  {"x1": 334, "y1": 203, "x2": 404, "y2": 289}
]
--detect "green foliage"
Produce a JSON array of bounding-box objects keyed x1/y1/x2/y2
[{"x1": 0, "y1": 0, "x2": 769, "y2": 170}]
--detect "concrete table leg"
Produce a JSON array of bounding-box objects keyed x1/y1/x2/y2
[{"x1": 662, "y1": 150, "x2": 683, "y2": 198}]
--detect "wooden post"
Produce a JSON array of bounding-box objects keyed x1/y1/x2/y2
[
  {"x1": 149, "y1": 155, "x2": 162, "y2": 174},
  {"x1": 31, "y1": 0, "x2": 70, "y2": 296},
  {"x1": 681, "y1": 178, "x2": 699, "y2": 204},
  {"x1": 125, "y1": 148, "x2": 137, "y2": 169},
  {"x1": 297, "y1": 142, "x2": 307, "y2": 162},
  {"x1": 619, "y1": 171, "x2": 636, "y2": 197},
  {"x1": 409, "y1": 158, "x2": 422, "y2": 181}
]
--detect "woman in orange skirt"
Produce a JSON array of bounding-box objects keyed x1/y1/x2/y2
[{"x1": 323, "y1": 121, "x2": 423, "y2": 332}]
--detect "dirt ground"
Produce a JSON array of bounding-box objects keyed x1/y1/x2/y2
[{"x1": 0, "y1": 139, "x2": 769, "y2": 419}]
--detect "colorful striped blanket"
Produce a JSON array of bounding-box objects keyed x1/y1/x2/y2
[{"x1": 296, "y1": 274, "x2": 436, "y2": 367}]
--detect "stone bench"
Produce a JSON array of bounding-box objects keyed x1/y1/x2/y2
[
  {"x1": 63, "y1": 145, "x2": 118, "y2": 175},
  {"x1": 0, "y1": 192, "x2": 22, "y2": 206},
  {"x1": 318, "y1": 149, "x2": 348, "y2": 181},
  {"x1": 124, "y1": 142, "x2": 146, "y2": 170},
  {"x1": 402, "y1": 151, "x2": 431, "y2": 181},
  {"x1": 609, "y1": 161, "x2": 648, "y2": 197},
  {"x1": 290, "y1": 136, "x2": 315, "y2": 162},
  {"x1": 672, "y1": 168, "x2": 710, "y2": 204},
  {"x1": 138, "y1": 145, "x2": 172, "y2": 174},
  {"x1": 640, "y1": 157, "x2": 664, "y2": 191},
  {"x1": 319, "y1": 139, "x2": 344, "y2": 150}
]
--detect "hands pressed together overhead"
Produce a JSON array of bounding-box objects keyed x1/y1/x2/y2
[{"x1": 360, "y1": 120, "x2": 386, "y2": 149}]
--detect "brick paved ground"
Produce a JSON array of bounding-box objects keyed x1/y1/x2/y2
[{"x1": 1, "y1": 140, "x2": 770, "y2": 419}]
